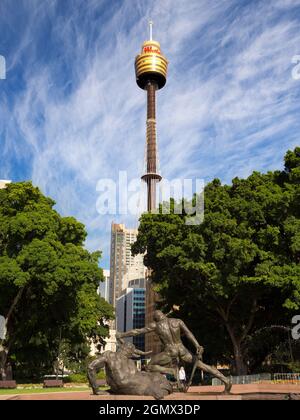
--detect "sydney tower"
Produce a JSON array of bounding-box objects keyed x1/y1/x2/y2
[
  {"x1": 135, "y1": 22, "x2": 168, "y2": 211},
  {"x1": 135, "y1": 23, "x2": 168, "y2": 353}
]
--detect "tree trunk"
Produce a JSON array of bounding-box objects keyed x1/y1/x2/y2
[
  {"x1": 0, "y1": 287, "x2": 25, "y2": 380},
  {"x1": 0, "y1": 344, "x2": 8, "y2": 380},
  {"x1": 218, "y1": 298, "x2": 258, "y2": 376},
  {"x1": 225, "y1": 323, "x2": 248, "y2": 375},
  {"x1": 232, "y1": 341, "x2": 248, "y2": 376}
]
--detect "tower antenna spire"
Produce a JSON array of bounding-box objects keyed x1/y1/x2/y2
[{"x1": 149, "y1": 19, "x2": 153, "y2": 41}]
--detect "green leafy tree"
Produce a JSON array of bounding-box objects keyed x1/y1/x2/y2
[
  {"x1": 132, "y1": 148, "x2": 300, "y2": 375},
  {"x1": 0, "y1": 182, "x2": 113, "y2": 380}
]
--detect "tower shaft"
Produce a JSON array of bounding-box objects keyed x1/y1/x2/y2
[{"x1": 146, "y1": 82, "x2": 158, "y2": 211}]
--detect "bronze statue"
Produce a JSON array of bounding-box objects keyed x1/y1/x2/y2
[
  {"x1": 117, "y1": 309, "x2": 232, "y2": 393},
  {"x1": 88, "y1": 340, "x2": 172, "y2": 400}
]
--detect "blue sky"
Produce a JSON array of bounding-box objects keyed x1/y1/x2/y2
[{"x1": 1, "y1": 0, "x2": 300, "y2": 268}]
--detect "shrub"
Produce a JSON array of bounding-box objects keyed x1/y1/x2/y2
[{"x1": 64, "y1": 370, "x2": 105, "y2": 383}]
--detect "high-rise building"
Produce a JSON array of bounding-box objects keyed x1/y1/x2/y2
[
  {"x1": 109, "y1": 223, "x2": 145, "y2": 308},
  {"x1": 135, "y1": 23, "x2": 168, "y2": 353},
  {"x1": 98, "y1": 269, "x2": 110, "y2": 302},
  {"x1": 116, "y1": 287, "x2": 145, "y2": 352}
]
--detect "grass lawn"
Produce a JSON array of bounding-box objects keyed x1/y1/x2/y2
[{"x1": 0, "y1": 386, "x2": 90, "y2": 395}]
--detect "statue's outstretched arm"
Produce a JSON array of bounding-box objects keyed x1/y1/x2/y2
[{"x1": 117, "y1": 323, "x2": 155, "y2": 338}]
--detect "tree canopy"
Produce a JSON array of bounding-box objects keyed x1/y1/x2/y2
[
  {"x1": 132, "y1": 147, "x2": 300, "y2": 375},
  {"x1": 0, "y1": 182, "x2": 113, "y2": 379}
]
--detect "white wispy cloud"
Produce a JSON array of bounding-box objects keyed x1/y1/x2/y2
[{"x1": 0, "y1": 0, "x2": 299, "y2": 267}]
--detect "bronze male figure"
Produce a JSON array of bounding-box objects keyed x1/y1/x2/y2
[{"x1": 117, "y1": 309, "x2": 232, "y2": 393}]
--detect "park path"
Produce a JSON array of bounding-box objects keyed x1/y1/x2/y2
[{"x1": 0, "y1": 384, "x2": 299, "y2": 400}]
